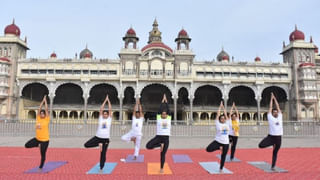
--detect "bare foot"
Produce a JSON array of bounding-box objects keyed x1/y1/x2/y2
[
  {"x1": 37, "y1": 168, "x2": 42, "y2": 172},
  {"x1": 133, "y1": 156, "x2": 137, "y2": 160},
  {"x1": 160, "y1": 168, "x2": 164, "y2": 174},
  {"x1": 219, "y1": 169, "x2": 223, "y2": 173},
  {"x1": 271, "y1": 167, "x2": 276, "y2": 171},
  {"x1": 99, "y1": 169, "x2": 103, "y2": 174}
]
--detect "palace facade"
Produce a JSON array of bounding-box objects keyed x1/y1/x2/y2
[{"x1": 0, "y1": 19, "x2": 319, "y2": 123}]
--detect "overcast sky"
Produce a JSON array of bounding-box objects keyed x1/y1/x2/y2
[{"x1": 1, "y1": 0, "x2": 319, "y2": 62}]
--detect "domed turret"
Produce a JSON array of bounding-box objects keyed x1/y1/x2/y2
[{"x1": 4, "y1": 19, "x2": 21, "y2": 37}]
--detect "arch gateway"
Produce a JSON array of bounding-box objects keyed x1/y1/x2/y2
[{"x1": 12, "y1": 20, "x2": 319, "y2": 122}]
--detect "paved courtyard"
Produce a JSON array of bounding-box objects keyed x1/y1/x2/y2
[{"x1": 0, "y1": 146, "x2": 319, "y2": 180}]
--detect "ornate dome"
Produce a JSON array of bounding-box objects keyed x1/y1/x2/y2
[
  {"x1": 50, "y1": 52, "x2": 57, "y2": 58},
  {"x1": 141, "y1": 42, "x2": 173, "y2": 53},
  {"x1": 289, "y1": 25, "x2": 305, "y2": 42},
  {"x1": 217, "y1": 49, "x2": 229, "y2": 61},
  {"x1": 254, "y1": 56, "x2": 261, "y2": 62},
  {"x1": 127, "y1": 28, "x2": 136, "y2": 35},
  {"x1": 4, "y1": 19, "x2": 20, "y2": 37},
  {"x1": 178, "y1": 29, "x2": 188, "y2": 36},
  {"x1": 80, "y1": 46, "x2": 93, "y2": 59}
]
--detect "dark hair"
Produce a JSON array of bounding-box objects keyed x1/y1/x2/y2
[
  {"x1": 272, "y1": 108, "x2": 278, "y2": 112},
  {"x1": 102, "y1": 110, "x2": 109, "y2": 114},
  {"x1": 40, "y1": 110, "x2": 45, "y2": 114},
  {"x1": 219, "y1": 114, "x2": 226, "y2": 121},
  {"x1": 231, "y1": 113, "x2": 237, "y2": 117},
  {"x1": 135, "y1": 111, "x2": 140, "y2": 114},
  {"x1": 161, "y1": 111, "x2": 168, "y2": 114}
]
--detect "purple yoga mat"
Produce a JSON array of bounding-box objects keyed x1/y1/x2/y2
[
  {"x1": 172, "y1": 154, "x2": 193, "y2": 163},
  {"x1": 125, "y1": 155, "x2": 144, "y2": 163},
  {"x1": 25, "y1": 161, "x2": 67, "y2": 173}
]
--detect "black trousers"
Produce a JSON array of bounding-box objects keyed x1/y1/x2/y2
[
  {"x1": 146, "y1": 135, "x2": 169, "y2": 169},
  {"x1": 84, "y1": 136, "x2": 110, "y2": 170},
  {"x1": 206, "y1": 140, "x2": 229, "y2": 170},
  {"x1": 229, "y1": 135, "x2": 238, "y2": 160},
  {"x1": 25, "y1": 138, "x2": 49, "y2": 169},
  {"x1": 258, "y1": 135, "x2": 282, "y2": 168}
]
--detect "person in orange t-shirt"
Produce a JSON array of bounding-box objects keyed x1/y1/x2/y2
[{"x1": 25, "y1": 95, "x2": 50, "y2": 171}]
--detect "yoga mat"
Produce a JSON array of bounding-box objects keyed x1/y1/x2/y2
[
  {"x1": 216, "y1": 154, "x2": 241, "y2": 162},
  {"x1": 147, "y1": 163, "x2": 172, "y2": 175},
  {"x1": 248, "y1": 161, "x2": 288, "y2": 173},
  {"x1": 199, "y1": 162, "x2": 233, "y2": 174},
  {"x1": 86, "y1": 162, "x2": 117, "y2": 174},
  {"x1": 172, "y1": 154, "x2": 193, "y2": 163},
  {"x1": 25, "y1": 161, "x2": 67, "y2": 174},
  {"x1": 125, "y1": 155, "x2": 144, "y2": 163}
]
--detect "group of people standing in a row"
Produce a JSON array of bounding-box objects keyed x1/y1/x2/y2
[{"x1": 25, "y1": 92, "x2": 283, "y2": 174}]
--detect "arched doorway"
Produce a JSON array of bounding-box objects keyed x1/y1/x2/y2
[{"x1": 140, "y1": 84, "x2": 173, "y2": 120}]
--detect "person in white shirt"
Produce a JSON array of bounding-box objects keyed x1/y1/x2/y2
[
  {"x1": 229, "y1": 102, "x2": 240, "y2": 161},
  {"x1": 258, "y1": 92, "x2": 283, "y2": 171},
  {"x1": 146, "y1": 94, "x2": 171, "y2": 174},
  {"x1": 121, "y1": 98, "x2": 144, "y2": 160},
  {"x1": 206, "y1": 101, "x2": 230, "y2": 173},
  {"x1": 84, "y1": 95, "x2": 112, "y2": 173}
]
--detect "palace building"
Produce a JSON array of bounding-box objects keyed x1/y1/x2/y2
[{"x1": 0, "y1": 19, "x2": 319, "y2": 123}]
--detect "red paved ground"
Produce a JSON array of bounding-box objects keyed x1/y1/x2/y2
[{"x1": 0, "y1": 147, "x2": 319, "y2": 180}]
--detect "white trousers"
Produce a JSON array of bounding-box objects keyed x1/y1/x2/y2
[{"x1": 121, "y1": 130, "x2": 142, "y2": 156}]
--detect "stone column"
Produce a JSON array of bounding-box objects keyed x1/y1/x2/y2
[
  {"x1": 188, "y1": 95, "x2": 194, "y2": 125},
  {"x1": 256, "y1": 96, "x2": 261, "y2": 122},
  {"x1": 15, "y1": 97, "x2": 20, "y2": 120},
  {"x1": 173, "y1": 94, "x2": 178, "y2": 125},
  {"x1": 49, "y1": 93, "x2": 55, "y2": 122},
  {"x1": 119, "y1": 95, "x2": 123, "y2": 124},
  {"x1": 223, "y1": 96, "x2": 228, "y2": 113},
  {"x1": 83, "y1": 93, "x2": 89, "y2": 124}
]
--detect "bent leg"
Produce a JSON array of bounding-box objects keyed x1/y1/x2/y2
[
  {"x1": 84, "y1": 136, "x2": 100, "y2": 148},
  {"x1": 206, "y1": 140, "x2": 221, "y2": 152},
  {"x1": 25, "y1": 138, "x2": 39, "y2": 148},
  {"x1": 258, "y1": 135, "x2": 273, "y2": 148},
  {"x1": 146, "y1": 136, "x2": 161, "y2": 150}
]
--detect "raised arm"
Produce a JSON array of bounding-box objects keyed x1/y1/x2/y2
[
  {"x1": 138, "y1": 99, "x2": 143, "y2": 116},
  {"x1": 273, "y1": 94, "x2": 282, "y2": 114},
  {"x1": 100, "y1": 95, "x2": 108, "y2": 116},
  {"x1": 158, "y1": 94, "x2": 169, "y2": 114},
  {"x1": 229, "y1": 103, "x2": 234, "y2": 119},
  {"x1": 268, "y1": 93, "x2": 274, "y2": 114},
  {"x1": 43, "y1": 96, "x2": 49, "y2": 117},
  {"x1": 234, "y1": 103, "x2": 240, "y2": 119},
  {"x1": 133, "y1": 98, "x2": 139, "y2": 118},
  {"x1": 38, "y1": 96, "x2": 45, "y2": 115},
  {"x1": 107, "y1": 96, "x2": 112, "y2": 116}
]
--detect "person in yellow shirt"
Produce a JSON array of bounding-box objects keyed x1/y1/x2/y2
[
  {"x1": 228, "y1": 102, "x2": 240, "y2": 161},
  {"x1": 25, "y1": 95, "x2": 50, "y2": 171}
]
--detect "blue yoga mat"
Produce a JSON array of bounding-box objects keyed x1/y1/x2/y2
[
  {"x1": 199, "y1": 162, "x2": 233, "y2": 174},
  {"x1": 25, "y1": 161, "x2": 67, "y2": 174},
  {"x1": 125, "y1": 155, "x2": 144, "y2": 163},
  {"x1": 87, "y1": 162, "x2": 117, "y2": 174},
  {"x1": 172, "y1": 154, "x2": 193, "y2": 163},
  {"x1": 248, "y1": 161, "x2": 288, "y2": 173}
]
